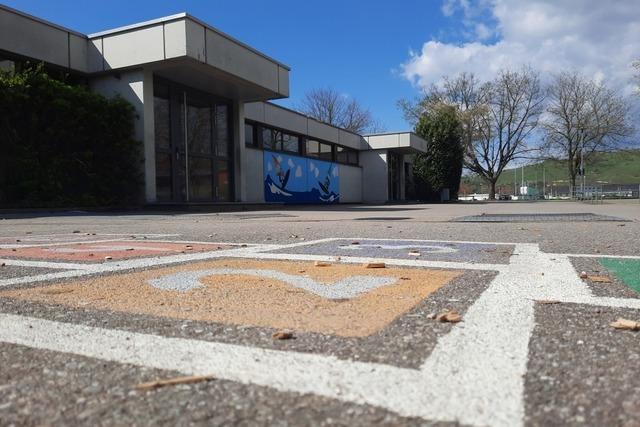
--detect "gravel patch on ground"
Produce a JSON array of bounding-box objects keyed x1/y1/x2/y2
[
  {"x1": 0, "y1": 269, "x2": 493, "y2": 370},
  {"x1": 0, "y1": 265, "x2": 63, "y2": 280},
  {"x1": 525, "y1": 302, "x2": 640, "y2": 426},
  {"x1": 0, "y1": 342, "x2": 458, "y2": 427},
  {"x1": 570, "y1": 257, "x2": 639, "y2": 299}
]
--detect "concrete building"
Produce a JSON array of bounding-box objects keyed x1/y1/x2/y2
[{"x1": 0, "y1": 4, "x2": 429, "y2": 204}]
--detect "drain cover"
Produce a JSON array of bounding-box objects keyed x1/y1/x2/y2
[{"x1": 452, "y1": 213, "x2": 628, "y2": 222}]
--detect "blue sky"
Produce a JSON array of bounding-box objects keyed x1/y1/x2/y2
[
  {"x1": 3, "y1": 0, "x2": 459, "y2": 132},
  {"x1": 5, "y1": 1, "x2": 639, "y2": 133}
]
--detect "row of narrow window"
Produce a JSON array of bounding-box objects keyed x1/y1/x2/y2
[{"x1": 244, "y1": 121, "x2": 359, "y2": 166}]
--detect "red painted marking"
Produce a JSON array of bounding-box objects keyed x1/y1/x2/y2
[{"x1": 0, "y1": 241, "x2": 230, "y2": 262}]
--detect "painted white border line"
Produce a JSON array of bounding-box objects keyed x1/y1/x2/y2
[
  {"x1": 0, "y1": 259, "x2": 92, "y2": 270},
  {"x1": 0, "y1": 245, "x2": 276, "y2": 288},
  {"x1": 230, "y1": 251, "x2": 506, "y2": 272},
  {"x1": 0, "y1": 233, "x2": 181, "y2": 248},
  {"x1": 336, "y1": 237, "x2": 517, "y2": 246},
  {"x1": 563, "y1": 253, "x2": 640, "y2": 260}
]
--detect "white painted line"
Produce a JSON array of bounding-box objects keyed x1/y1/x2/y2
[
  {"x1": 0, "y1": 312, "x2": 499, "y2": 426},
  {"x1": 563, "y1": 253, "x2": 640, "y2": 260},
  {"x1": 0, "y1": 270, "x2": 92, "y2": 287},
  {"x1": 230, "y1": 251, "x2": 506, "y2": 272},
  {"x1": 0, "y1": 259, "x2": 92, "y2": 270},
  {"x1": 1, "y1": 242, "x2": 638, "y2": 425},
  {"x1": 0, "y1": 238, "x2": 133, "y2": 249},
  {"x1": 0, "y1": 234, "x2": 181, "y2": 248},
  {"x1": 340, "y1": 237, "x2": 517, "y2": 246},
  {"x1": 0, "y1": 245, "x2": 269, "y2": 288}
]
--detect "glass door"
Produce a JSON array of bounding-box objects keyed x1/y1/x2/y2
[
  {"x1": 388, "y1": 152, "x2": 400, "y2": 201},
  {"x1": 154, "y1": 78, "x2": 233, "y2": 203}
]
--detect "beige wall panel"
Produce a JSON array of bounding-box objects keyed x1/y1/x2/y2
[
  {"x1": 163, "y1": 20, "x2": 187, "y2": 59},
  {"x1": 360, "y1": 150, "x2": 389, "y2": 203},
  {"x1": 264, "y1": 104, "x2": 307, "y2": 135},
  {"x1": 308, "y1": 119, "x2": 340, "y2": 144},
  {"x1": 102, "y1": 26, "x2": 164, "y2": 70}
]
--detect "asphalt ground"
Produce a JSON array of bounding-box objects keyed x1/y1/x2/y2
[{"x1": 0, "y1": 200, "x2": 639, "y2": 426}]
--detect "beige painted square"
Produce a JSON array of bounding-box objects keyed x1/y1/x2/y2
[{"x1": 1, "y1": 259, "x2": 460, "y2": 337}]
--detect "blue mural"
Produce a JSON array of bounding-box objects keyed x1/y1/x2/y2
[{"x1": 263, "y1": 150, "x2": 339, "y2": 203}]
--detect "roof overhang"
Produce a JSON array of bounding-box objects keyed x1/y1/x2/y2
[
  {"x1": 0, "y1": 5, "x2": 290, "y2": 102},
  {"x1": 362, "y1": 133, "x2": 428, "y2": 154},
  {"x1": 88, "y1": 14, "x2": 289, "y2": 101}
]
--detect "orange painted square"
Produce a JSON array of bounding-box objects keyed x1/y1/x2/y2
[{"x1": 1, "y1": 259, "x2": 461, "y2": 337}]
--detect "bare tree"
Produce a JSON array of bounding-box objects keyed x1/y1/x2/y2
[
  {"x1": 400, "y1": 69, "x2": 544, "y2": 199},
  {"x1": 297, "y1": 88, "x2": 383, "y2": 134},
  {"x1": 542, "y1": 71, "x2": 633, "y2": 193},
  {"x1": 469, "y1": 68, "x2": 545, "y2": 199}
]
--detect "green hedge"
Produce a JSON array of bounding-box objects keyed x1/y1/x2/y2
[{"x1": 0, "y1": 66, "x2": 143, "y2": 208}]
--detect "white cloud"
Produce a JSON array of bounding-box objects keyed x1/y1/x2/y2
[{"x1": 402, "y1": 0, "x2": 640, "y2": 95}]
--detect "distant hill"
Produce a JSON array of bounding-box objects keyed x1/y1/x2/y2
[{"x1": 461, "y1": 149, "x2": 640, "y2": 194}]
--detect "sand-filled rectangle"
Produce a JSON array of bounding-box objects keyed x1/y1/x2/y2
[{"x1": 1, "y1": 259, "x2": 460, "y2": 337}]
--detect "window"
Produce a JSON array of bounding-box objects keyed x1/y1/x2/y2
[
  {"x1": 262, "y1": 127, "x2": 277, "y2": 150},
  {"x1": 247, "y1": 121, "x2": 349, "y2": 162},
  {"x1": 281, "y1": 133, "x2": 300, "y2": 153},
  {"x1": 336, "y1": 146, "x2": 358, "y2": 165},
  {"x1": 318, "y1": 142, "x2": 333, "y2": 161},
  {"x1": 306, "y1": 140, "x2": 333, "y2": 160},
  {"x1": 306, "y1": 140, "x2": 319, "y2": 157},
  {"x1": 245, "y1": 123, "x2": 256, "y2": 147}
]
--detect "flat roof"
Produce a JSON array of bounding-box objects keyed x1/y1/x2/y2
[
  {"x1": 88, "y1": 12, "x2": 290, "y2": 71},
  {"x1": 0, "y1": 3, "x2": 85, "y2": 37}
]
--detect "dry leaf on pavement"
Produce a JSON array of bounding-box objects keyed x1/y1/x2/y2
[
  {"x1": 588, "y1": 276, "x2": 612, "y2": 283},
  {"x1": 135, "y1": 375, "x2": 214, "y2": 390},
  {"x1": 610, "y1": 318, "x2": 640, "y2": 331},
  {"x1": 436, "y1": 310, "x2": 462, "y2": 323},
  {"x1": 272, "y1": 331, "x2": 294, "y2": 340}
]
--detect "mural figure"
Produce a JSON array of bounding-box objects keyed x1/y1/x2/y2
[{"x1": 264, "y1": 151, "x2": 339, "y2": 203}]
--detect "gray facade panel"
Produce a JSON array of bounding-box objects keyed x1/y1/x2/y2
[
  {"x1": 308, "y1": 119, "x2": 340, "y2": 143},
  {"x1": 185, "y1": 19, "x2": 206, "y2": 62},
  {"x1": 339, "y1": 165, "x2": 363, "y2": 203},
  {"x1": 0, "y1": 7, "x2": 70, "y2": 68},
  {"x1": 69, "y1": 33, "x2": 88, "y2": 72},
  {"x1": 205, "y1": 29, "x2": 279, "y2": 93}
]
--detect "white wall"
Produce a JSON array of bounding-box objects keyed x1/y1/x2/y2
[
  {"x1": 360, "y1": 150, "x2": 388, "y2": 203},
  {"x1": 243, "y1": 148, "x2": 265, "y2": 203},
  {"x1": 339, "y1": 165, "x2": 362, "y2": 203}
]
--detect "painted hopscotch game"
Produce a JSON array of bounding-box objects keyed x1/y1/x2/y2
[{"x1": 1, "y1": 235, "x2": 640, "y2": 426}]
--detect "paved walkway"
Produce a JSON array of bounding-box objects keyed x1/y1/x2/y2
[{"x1": 0, "y1": 202, "x2": 639, "y2": 426}]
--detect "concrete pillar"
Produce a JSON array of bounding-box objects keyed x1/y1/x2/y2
[
  {"x1": 142, "y1": 69, "x2": 156, "y2": 203},
  {"x1": 233, "y1": 100, "x2": 246, "y2": 202},
  {"x1": 89, "y1": 68, "x2": 155, "y2": 203}
]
